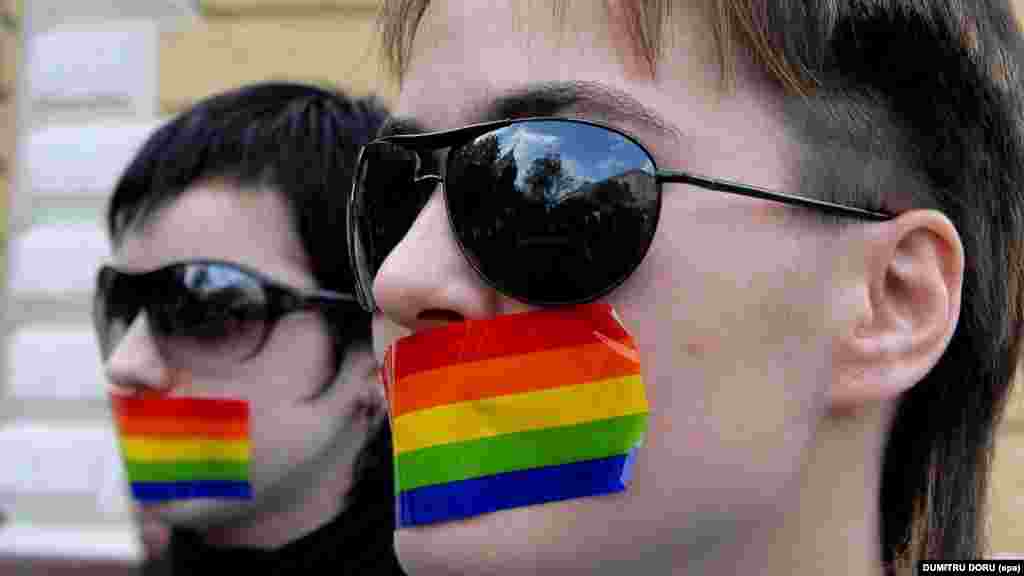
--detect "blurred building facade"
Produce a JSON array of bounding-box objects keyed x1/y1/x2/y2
[
  {"x1": 1, "y1": 0, "x2": 13, "y2": 260},
  {"x1": 0, "y1": 0, "x2": 1020, "y2": 561}
]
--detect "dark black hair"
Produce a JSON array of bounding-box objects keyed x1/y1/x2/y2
[
  {"x1": 107, "y1": 82, "x2": 387, "y2": 396},
  {"x1": 758, "y1": 4, "x2": 1024, "y2": 567}
]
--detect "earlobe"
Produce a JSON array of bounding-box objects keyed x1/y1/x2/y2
[
  {"x1": 356, "y1": 370, "x2": 389, "y2": 424},
  {"x1": 343, "y1": 342, "x2": 389, "y2": 425},
  {"x1": 830, "y1": 210, "x2": 963, "y2": 412}
]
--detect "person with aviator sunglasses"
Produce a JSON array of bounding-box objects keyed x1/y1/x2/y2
[
  {"x1": 357, "y1": 1, "x2": 1024, "y2": 575},
  {"x1": 95, "y1": 82, "x2": 404, "y2": 575}
]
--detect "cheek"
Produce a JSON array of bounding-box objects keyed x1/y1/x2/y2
[
  {"x1": 605, "y1": 210, "x2": 833, "y2": 512},
  {"x1": 253, "y1": 316, "x2": 336, "y2": 397},
  {"x1": 229, "y1": 318, "x2": 339, "y2": 460}
]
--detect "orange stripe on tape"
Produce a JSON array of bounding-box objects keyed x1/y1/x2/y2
[
  {"x1": 390, "y1": 340, "x2": 640, "y2": 417},
  {"x1": 390, "y1": 303, "x2": 633, "y2": 381},
  {"x1": 114, "y1": 416, "x2": 248, "y2": 439}
]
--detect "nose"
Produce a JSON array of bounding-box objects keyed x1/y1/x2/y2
[
  {"x1": 372, "y1": 184, "x2": 501, "y2": 332},
  {"x1": 103, "y1": 314, "x2": 180, "y2": 395}
]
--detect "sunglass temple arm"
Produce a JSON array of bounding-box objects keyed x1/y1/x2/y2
[{"x1": 656, "y1": 170, "x2": 894, "y2": 221}]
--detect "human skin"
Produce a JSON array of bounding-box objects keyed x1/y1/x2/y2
[
  {"x1": 370, "y1": 1, "x2": 963, "y2": 575},
  {"x1": 105, "y1": 182, "x2": 381, "y2": 549}
]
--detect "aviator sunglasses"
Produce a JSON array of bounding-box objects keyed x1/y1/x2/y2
[
  {"x1": 348, "y1": 117, "x2": 895, "y2": 311},
  {"x1": 93, "y1": 260, "x2": 359, "y2": 372}
]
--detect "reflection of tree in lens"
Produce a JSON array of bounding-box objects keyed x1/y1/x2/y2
[
  {"x1": 450, "y1": 130, "x2": 659, "y2": 303},
  {"x1": 450, "y1": 133, "x2": 520, "y2": 247},
  {"x1": 464, "y1": 132, "x2": 501, "y2": 166},
  {"x1": 518, "y1": 169, "x2": 658, "y2": 302},
  {"x1": 523, "y1": 154, "x2": 561, "y2": 204},
  {"x1": 451, "y1": 133, "x2": 500, "y2": 220}
]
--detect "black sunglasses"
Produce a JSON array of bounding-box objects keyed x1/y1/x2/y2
[
  {"x1": 93, "y1": 260, "x2": 359, "y2": 373},
  {"x1": 348, "y1": 116, "x2": 894, "y2": 311}
]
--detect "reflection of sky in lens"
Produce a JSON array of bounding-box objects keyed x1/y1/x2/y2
[
  {"x1": 186, "y1": 265, "x2": 246, "y2": 292},
  {"x1": 497, "y1": 121, "x2": 654, "y2": 194}
]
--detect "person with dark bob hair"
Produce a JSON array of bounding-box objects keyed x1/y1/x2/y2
[{"x1": 97, "y1": 82, "x2": 404, "y2": 575}]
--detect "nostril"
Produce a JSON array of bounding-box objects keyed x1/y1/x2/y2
[{"x1": 417, "y1": 309, "x2": 465, "y2": 324}]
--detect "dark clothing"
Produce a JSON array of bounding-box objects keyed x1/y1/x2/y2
[
  {"x1": 143, "y1": 427, "x2": 404, "y2": 575},
  {"x1": 143, "y1": 504, "x2": 405, "y2": 576}
]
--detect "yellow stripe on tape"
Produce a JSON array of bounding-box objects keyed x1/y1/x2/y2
[
  {"x1": 119, "y1": 436, "x2": 250, "y2": 462},
  {"x1": 392, "y1": 374, "x2": 647, "y2": 454}
]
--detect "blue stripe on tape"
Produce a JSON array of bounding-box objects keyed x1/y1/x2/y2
[
  {"x1": 396, "y1": 450, "x2": 637, "y2": 527},
  {"x1": 131, "y1": 480, "x2": 252, "y2": 502}
]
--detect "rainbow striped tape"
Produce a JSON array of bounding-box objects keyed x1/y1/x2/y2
[
  {"x1": 110, "y1": 395, "x2": 252, "y2": 502},
  {"x1": 384, "y1": 303, "x2": 649, "y2": 527}
]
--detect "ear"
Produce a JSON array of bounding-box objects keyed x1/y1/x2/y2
[
  {"x1": 322, "y1": 341, "x2": 387, "y2": 425},
  {"x1": 351, "y1": 342, "x2": 388, "y2": 425},
  {"x1": 830, "y1": 209, "x2": 964, "y2": 412}
]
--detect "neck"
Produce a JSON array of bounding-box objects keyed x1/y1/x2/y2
[
  {"x1": 219, "y1": 477, "x2": 351, "y2": 549},
  {"x1": 202, "y1": 463, "x2": 354, "y2": 550},
  {"x1": 686, "y1": 403, "x2": 890, "y2": 576},
  {"x1": 201, "y1": 423, "x2": 369, "y2": 550}
]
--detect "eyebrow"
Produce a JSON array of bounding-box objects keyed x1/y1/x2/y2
[
  {"x1": 378, "y1": 116, "x2": 429, "y2": 139},
  {"x1": 479, "y1": 81, "x2": 680, "y2": 141},
  {"x1": 384, "y1": 81, "x2": 683, "y2": 143}
]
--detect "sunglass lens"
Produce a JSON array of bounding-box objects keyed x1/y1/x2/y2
[
  {"x1": 355, "y1": 142, "x2": 436, "y2": 279},
  {"x1": 148, "y1": 264, "x2": 270, "y2": 371},
  {"x1": 94, "y1": 267, "x2": 139, "y2": 359},
  {"x1": 446, "y1": 120, "x2": 661, "y2": 304}
]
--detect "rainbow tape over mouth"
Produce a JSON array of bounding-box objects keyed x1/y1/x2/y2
[
  {"x1": 110, "y1": 395, "x2": 252, "y2": 503},
  {"x1": 384, "y1": 303, "x2": 649, "y2": 527}
]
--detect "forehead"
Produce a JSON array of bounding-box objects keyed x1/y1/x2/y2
[
  {"x1": 397, "y1": 0, "x2": 722, "y2": 131},
  {"x1": 114, "y1": 182, "x2": 313, "y2": 286},
  {"x1": 395, "y1": 0, "x2": 797, "y2": 194}
]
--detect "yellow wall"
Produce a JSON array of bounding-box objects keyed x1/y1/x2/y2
[
  {"x1": 159, "y1": 0, "x2": 1024, "y2": 556},
  {"x1": 0, "y1": 0, "x2": 17, "y2": 261},
  {"x1": 158, "y1": 0, "x2": 393, "y2": 114}
]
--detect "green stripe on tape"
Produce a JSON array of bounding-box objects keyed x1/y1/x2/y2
[
  {"x1": 394, "y1": 413, "x2": 647, "y2": 494},
  {"x1": 124, "y1": 460, "x2": 249, "y2": 483}
]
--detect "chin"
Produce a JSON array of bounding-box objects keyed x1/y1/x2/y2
[{"x1": 394, "y1": 495, "x2": 640, "y2": 576}]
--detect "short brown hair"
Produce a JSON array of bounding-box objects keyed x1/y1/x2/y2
[{"x1": 378, "y1": 0, "x2": 1024, "y2": 569}]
